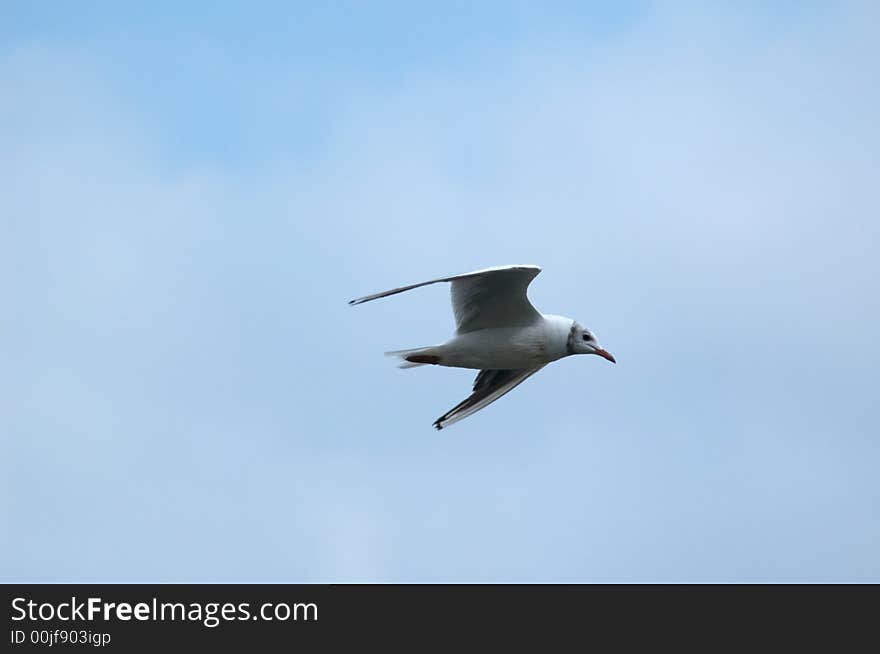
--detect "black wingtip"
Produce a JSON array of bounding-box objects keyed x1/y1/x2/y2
[{"x1": 433, "y1": 421, "x2": 443, "y2": 431}]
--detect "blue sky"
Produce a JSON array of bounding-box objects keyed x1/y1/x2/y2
[{"x1": 2, "y1": 1, "x2": 878, "y2": 581}]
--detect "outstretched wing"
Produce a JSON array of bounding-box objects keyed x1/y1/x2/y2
[
  {"x1": 433, "y1": 366, "x2": 546, "y2": 430},
  {"x1": 349, "y1": 265, "x2": 543, "y2": 333}
]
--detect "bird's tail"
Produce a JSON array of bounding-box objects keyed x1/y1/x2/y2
[{"x1": 385, "y1": 346, "x2": 442, "y2": 369}]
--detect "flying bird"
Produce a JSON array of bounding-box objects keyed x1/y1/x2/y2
[{"x1": 349, "y1": 265, "x2": 615, "y2": 429}]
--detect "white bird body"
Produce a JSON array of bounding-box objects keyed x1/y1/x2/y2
[
  {"x1": 423, "y1": 315, "x2": 574, "y2": 370},
  {"x1": 350, "y1": 265, "x2": 614, "y2": 429}
]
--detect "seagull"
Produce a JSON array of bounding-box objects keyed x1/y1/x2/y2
[{"x1": 349, "y1": 265, "x2": 615, "y2": 429}]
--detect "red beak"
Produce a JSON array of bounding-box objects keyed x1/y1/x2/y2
[{"x1": 594, "y1": 348, "x2": 616, "y2": 364}]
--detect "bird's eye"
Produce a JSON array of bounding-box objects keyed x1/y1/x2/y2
[{"x1": 582, "y1": 334, "x2": 591, "y2": 341}]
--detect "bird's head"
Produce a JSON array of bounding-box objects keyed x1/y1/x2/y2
[{"x1": 568, "y1": 321, "x2": 616, "y2": 363}]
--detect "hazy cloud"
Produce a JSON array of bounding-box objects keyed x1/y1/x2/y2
[{"x1": 2, "y1": 2, "x2": 878, "y2": 581}]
